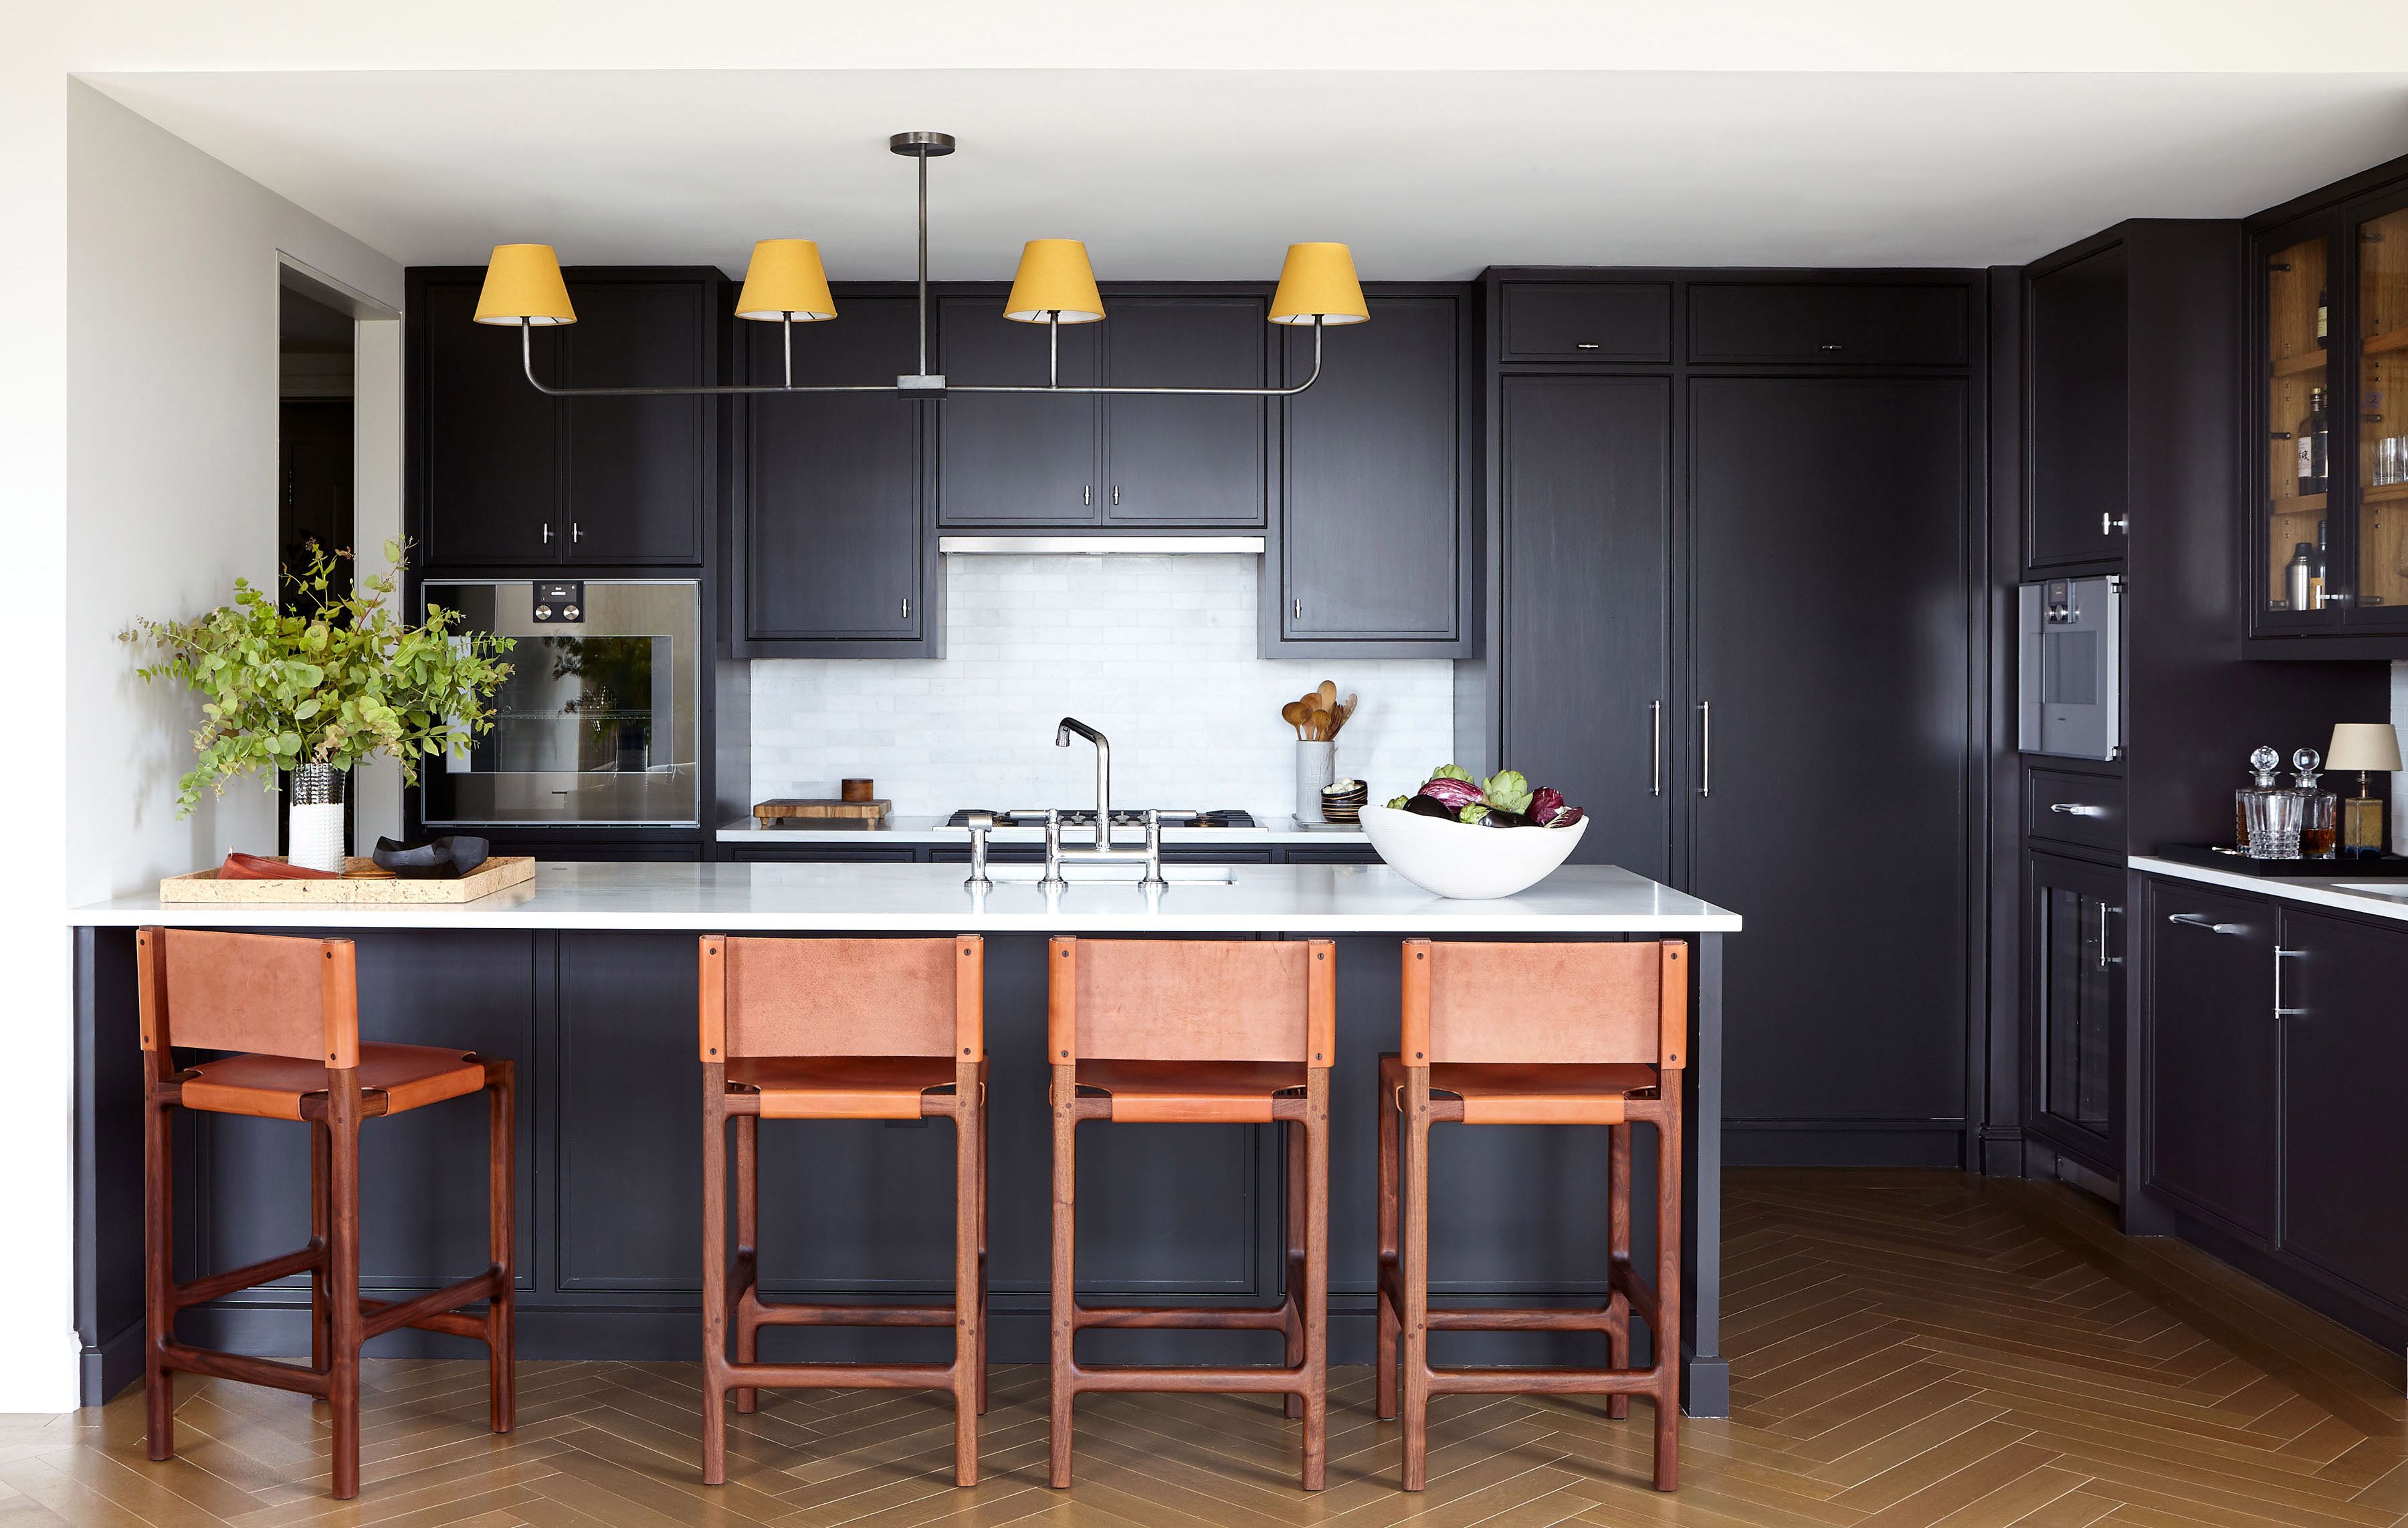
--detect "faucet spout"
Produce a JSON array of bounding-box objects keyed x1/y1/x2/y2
[{"x1": 1054, "y1": 717, "x2": 1111, "y2": 849}]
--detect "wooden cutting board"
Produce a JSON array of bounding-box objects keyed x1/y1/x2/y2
[
  {"x1": 161, "y1": 856, "x2": 536, "y2": 903},
  {"x1": 754, "y1": 798, "x2": 892, "y2": 826}
]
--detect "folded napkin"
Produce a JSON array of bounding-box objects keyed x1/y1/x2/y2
[{"x1": 217, "y1": 851, "x2": 340, "y2": 881}]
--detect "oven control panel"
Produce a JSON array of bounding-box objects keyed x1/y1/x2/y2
[{"x1": 532, "y1": 580, "x2": 585, "y2": 623}]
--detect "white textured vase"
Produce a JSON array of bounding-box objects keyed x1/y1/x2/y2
[
  {"x1": 1296, "y1": 741, "x2": 1336, "y2": 823},
  {"x1": 288, "y1": 764, "x2": 348, "y2": 873}
]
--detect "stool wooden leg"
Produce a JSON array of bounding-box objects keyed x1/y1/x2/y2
[
  {"x1": 951, "y1": 1066, "x2": 981, "y2": 1487},
  {"x1": 1606, "y1": 1121, "x2": 1631, "y2": 1422},
  {"x1": 1047, "y1": 1064, "x2": 1076, "y2": 1490},
  {"x1": 1375, "y1": 1063, "x2": 1399, "y2": 1422},
  {"x1": 142, "y1": 1093, "x2": 175, "y2": 1462},
  {"x1": 1399, "y1": 1067, "x2": 1432, "y2": 1492},
  {"x1": 486, "y1": 1061, "x2": 516, "y2": 1434},
  {"x1": 308, "y1": 1123, "x2": 332, "y2": 1387},
  {"x1": 975, "y1": 1085, "x2": 989, "y2": 1416},
  {"x1": 326, "y1": 1074, "x2": 365, "y2": 1501},
  {"x1": 1282, "y1": 1115, "x2": 1305, "y2": 1421},
  {"x1": 1301, "y1": 1070, "x2": 1330, "y2": 1492},
  {"x1": 732, "y1": 1110, "x2": 758, "y2": 1416},
  {"x1": 699, "y1": 1067, "x2": 729, "y2": 1488},
  {"x1": 1652, "y1": 1103, "x2": 1683, "y2": 1491}
]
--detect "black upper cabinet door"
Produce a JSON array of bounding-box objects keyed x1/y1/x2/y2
[
  {"x1": 1497, "y1": 282, "x2": 1674, "y2": 364},
  {"x1": 561, "y1": 278, "x2": 708, "y2": 565},
  {"x1": 419, "y1": 278, "x2": 560, "y2": 567},
  {"x1": 1498, "y1": 374, "x2": 1672, "y2": 876},
  {"x1": 742, "y1": 296, "x2": 928, "y2": 648},
  {"x1": 1688, "y1": 282, "x2": 1970, "y2": 367},
  {"x1": 1690, "y1": 376, "x2": 1968, "y2": 1129},
  {"x1": 2025, "y1": 246, "x2": 2128, "y2": 570},
  {"x1": 2278, "y1": 905, "x2": 2408, "y2": 1309},
  {"x1": 1102, "y1": 296, "x2": 1270, "y2": 526},
  {"x1": 1280, "y1": 295, "x2": 1464, "y2": 643},
  {"x1": 938, "y1": 295, "x2": 1100, "y2": 525},
  {"x1": 2142, "y1": 878, "x2": 2279, "y2": 1244}
]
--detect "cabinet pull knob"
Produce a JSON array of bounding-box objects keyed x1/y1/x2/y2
[
  {"x1": 2167, "y1": 913, "x2": 2243, "y2": 935},
  {"x1": 1819, "y1": 342, "x2": 1844, "y2": 352},
  {"x1": 2049, "y1": 802, "x2": 2106, "y2": 817},
  {"x1": 1111, "y1": 485, "x2": 1121, "y2": 507},
  {"x1": 571, "y1": 522, "x2": 583, "y2": 543},
  {"x1": 2101, "y1": 512, "x2": 2128, "y2": 536},
  {"x1": 542, "y1": 523, "x2": 553, "y2": 544},
  {"x1": 1575, "y1": 342, "x2": 1601, "y2": 351}
]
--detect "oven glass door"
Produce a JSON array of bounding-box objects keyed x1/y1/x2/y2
[{"x1": 420, "y1": 581, "x2": 700, "y2": 827}]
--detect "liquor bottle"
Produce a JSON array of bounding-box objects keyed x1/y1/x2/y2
[
  {"x1": 2316, "y1": 286, "x2": 2329, "y2": 349},
  {"x1": 2292, "y1": 748, "x2": 2337, "y2": 859},
  {"x1": 2310, "y1": 518, "x2": 2328, "y2": 610},
  {"x1": 2237, "y1": 745, "x2": 2281, "y2": 849},
  {"x1": 2297, "y1": 387, "x2": 2330, "y2": 496},
  {"x1": 2288, "y1": 542, "x2": 2316, "y2": 615}
]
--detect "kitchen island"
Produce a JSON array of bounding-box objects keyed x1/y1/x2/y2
[{"x1": 70, "y1": 861, "x2": 1738, "y2": 1414}]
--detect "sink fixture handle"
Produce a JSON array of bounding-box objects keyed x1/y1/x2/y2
[
  {"x1": 1039, "y1": 810, "x2": 1067, "y2": 890},
  {"x1": 2167, "y1": 913, "x2": 2243, "y2": 935},
  {"x1": 1140, "y1": 810, "x2": 1167, "y2": 890},
  {"x1": 963, "y1": 810, "x2": 994, "y2": 890}
]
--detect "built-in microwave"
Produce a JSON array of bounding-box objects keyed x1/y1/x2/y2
[
  {"x1": 2017, "y1": 576, "x2": 2122, "y2": 762},
  {"x1": 419, "y1": 579, "x2": 700, "y2": 827}
]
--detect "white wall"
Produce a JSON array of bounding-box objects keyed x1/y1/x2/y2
[{"x1": 752, "y1": 556, "x2": 1455, "y2": 818}]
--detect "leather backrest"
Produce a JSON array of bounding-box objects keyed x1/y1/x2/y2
[
  {"x1": 1049, "y1": 937, "x2": 1334, "y2": 1065},
  {"x1": 1406, "y1": 940, "x2": 1686, "y2": 1069},
  {"x1": 150, "y1": 928, "x2": 356, "y2": 1065},
  {"x1": 708, "y1": 936, "x2": 981, "y2": 1061}
]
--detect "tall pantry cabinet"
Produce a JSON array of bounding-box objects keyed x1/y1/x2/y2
[{"x1": 1466, "y1": 270, "x2": 1983, "y2": 1168}]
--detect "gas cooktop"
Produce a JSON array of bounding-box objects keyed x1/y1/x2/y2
[{"x1": 943, "y1": 808, "x2": 1256, "y2": 829}]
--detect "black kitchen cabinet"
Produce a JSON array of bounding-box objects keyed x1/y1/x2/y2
[
  {"x1": 409, "y1": 267, "x2": 716, "y2": 570},
  {"x1": 1496, "y1": 374, "x2": 1672, "y2": 876},
  {"x1": 1688, "y1": 282, "x2": 1970, "y2": 367},
  {"x1": 1271, "y1": 292, "x2": 1471, "y2": 654},
  {"x1": 2276, "y1": 903, "x2": 2408, "y2": 1313},
  {"x1": 2024, "y1": 851, "x2": 2121, "y2": 1176},
  {"x1": 1495, "y1": 281, "x2": 1672, "y2": 364},
  {"x1": 2025, "y1": 241, "x2": 2128, "y2": 570},
  {"x1": 560, "y1": 279, "x2": 709, "y2": 564},
  {"x1": 734, "y1": 293, "x2": 933, "y2": 654},
  {"x1": 1101, "y1": 296, "x2": 1272, "y2": 526},
  {"x1": 2142, "y1": 878, "x2": 2280, "y2": 1244},
  {"x1": 936, "y1": 294, "x2": 1101, "y2": 525},
  {"x1": 1691, "y1": 377, "x2": 1969, "y2": 1137}
]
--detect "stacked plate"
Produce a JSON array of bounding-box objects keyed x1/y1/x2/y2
[{"x1": 1320, "y1": 778, "x2": 1369, "y2": 823}]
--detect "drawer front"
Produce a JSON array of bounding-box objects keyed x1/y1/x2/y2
[
  {"x1": 2027, "y1": 768, "x2": 2124, "y2": 850},
  {"x1": 1498, "y1": 282, "x2": 1673, "y2": 364},
  {"x1": 1688, "y1": 282, "x2": 1969, "y2": 366}
]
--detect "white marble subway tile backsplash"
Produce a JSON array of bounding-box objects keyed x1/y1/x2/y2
[{"x1": 750, "y1": 554, "x2": 1456, "y2": 818}]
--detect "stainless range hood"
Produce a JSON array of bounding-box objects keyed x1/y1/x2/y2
[{"x1": 936, "y1": 535, "x2": 1265, "y2": 556}]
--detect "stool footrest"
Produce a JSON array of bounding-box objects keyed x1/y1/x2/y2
[
  {"x1": 744, "y1": 1301, "x2": 955, "y2": 1329},
  {"x1": 173, "y1": 1244, "x2": 325, "y2": 1309},
  {"x1": 1074, "y1": 1303, "x2": 1294, "y2": 1331},
  {"x1": 1425, "y1": 1363, "x2": 1665, "y2": 1397},
  {"x1": 361, "y1": 1270, "x2": 506, "y2": 1341},
  {"x1": 716, "y1": 1361, "x2": 960, "y2": 1392},
  {"x1": 1424, "y1": 1306, "x2": 1621, "y2": 1332},
  {"x1": 159, "y1": 1341, "x2": 326, "y2": 1397},
  {"x1": 1064, "y1": 1363, "x2": 1306, "y2": 1396}
]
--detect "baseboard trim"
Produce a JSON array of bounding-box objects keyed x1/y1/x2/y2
[
  {"x1": 79, "y1": 1316, "x2": 146, "y2": 1407},
  {"x1": 1724, "y1": 1120, "x2": 1966, "y2": 1168}
]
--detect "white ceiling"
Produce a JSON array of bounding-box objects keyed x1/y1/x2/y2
[{"x1": 86, "y1": 68, "x2": 2408, "y2": 276}]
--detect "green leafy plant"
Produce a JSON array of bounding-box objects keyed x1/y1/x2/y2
[{"x1": 122, "y1": 542, "x2": 515, "y2": 815}]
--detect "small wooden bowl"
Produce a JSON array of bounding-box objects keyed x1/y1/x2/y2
[{"x1": 841, "y1": 778, "x2": 876, "y2": 802}]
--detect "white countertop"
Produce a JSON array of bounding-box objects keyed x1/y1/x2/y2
[
  {"x1": 2131, "y1": 854, "x2": 2408, "y2": 925},
  {"x1": 717, "y1": 814, "x2": 1369, "y2": 846},
  {"x1": 69, "y1": 861, "x2": 1740, "y2": 935}
]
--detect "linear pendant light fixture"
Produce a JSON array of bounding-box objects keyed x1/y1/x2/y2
[{"x1": 474, "y1": 131, "x2": 1369, "y2": 401}]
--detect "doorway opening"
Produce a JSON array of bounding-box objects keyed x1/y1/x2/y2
[{"x1": 276, "y1": 274, "x2": 357, "y2": 854}]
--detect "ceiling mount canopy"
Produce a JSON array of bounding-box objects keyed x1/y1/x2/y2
[{"x1": 473, "y1": 131, "x2": 1365, "y2": 402}]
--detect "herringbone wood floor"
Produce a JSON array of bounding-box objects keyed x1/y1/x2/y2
[{"x1": 9, "y1": 1170, "x2": 2407, "y2": 1527}]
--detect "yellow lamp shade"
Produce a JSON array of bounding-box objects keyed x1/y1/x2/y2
[
  {"x1": 735, "y1": 239, "x2": 837, "y2": 322},
  {"x1": 473, "y1": 244, "x2": 576, "y2": 326},
  {"x1": 1268, "y1": 242, "x2": 1368, "y2": 326},
  {"x1": 1004, "y1": 239, "x2": 1105, "y2": 323}
]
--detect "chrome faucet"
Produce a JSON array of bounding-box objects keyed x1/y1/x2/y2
[{"x1": 1056, "y1": 717, "x2": 1112, "y2": 849}]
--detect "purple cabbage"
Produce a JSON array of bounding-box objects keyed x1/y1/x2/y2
[{"x1": 1528, "y1": 786, "x2": 1566, "y2": 825}]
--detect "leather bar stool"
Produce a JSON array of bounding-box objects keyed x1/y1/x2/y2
[
  {"x1": 1046, "y1": 936, "x2": 1335, "y2": 1491},
  {"x1": 1378, "y1": 938, "x2": 1688, "y2": 1492},
  {"x1": 698, "y1": 934, "x2": 987, "y2": 1487},
  {"x1": 135, "y1": 927, "x2": 515, "y2": 1501}
]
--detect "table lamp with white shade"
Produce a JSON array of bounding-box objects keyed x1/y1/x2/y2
[{"x1": 2326, "y1": 723, "x2": 2403, "y2": 857}]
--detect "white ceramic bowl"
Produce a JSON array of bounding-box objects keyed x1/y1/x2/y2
[{"x1": 1357, "y1": 803, "x2": 1588, "y2": 899}]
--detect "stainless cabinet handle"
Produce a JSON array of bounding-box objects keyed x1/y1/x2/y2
[
  {"x1": 1696, "y1": 701, "x2": 1711, "y2": 798},
  {"x1": 2098, "y1": 903, "x2": 2121, "y2": 971},
  {"x1": 2050, "y1": 802, "x2": 2107, "y2": 817},
  {"x1": 1083, "y1": 485, "x2": 1092, "y2": 507},
  {"x1": 1294, "y1": 597, "x2": 1302, "y2": 621},
  {"x1": 2102, "y1": 512, "x2": 2128, "y2": 536},
  {"x1": 1575, "y1": 342, "x2": 1601, "y2": 351},
  {"x1": 571, "y1": 522, "x2": 583, "y2": 543},
  {"x1": 1111, "y1": 485, "x2": 1120, "y2": 506},
  {"x1": 900, "y1": 595, "x2": 909, "y2": 619},
  {"x1": 542, "y1": 523, "x2": 553, "y2": 544},
  {"x1": 1649, "y1": 701, "x2": 1662, "y2": 798},
  {"x1": 2167, "y1": 913, "x2": 2243, "y2": 935},
  {"x1": 2276, "y1": 946, "x2": 2306, "y2": 1017}
]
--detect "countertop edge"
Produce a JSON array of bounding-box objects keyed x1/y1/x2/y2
[
  {"x1": 2128, "y1": 855, "x2": 2408, "y2": 924},
  {"x1": 715, "y1": 816, "x2": 1368, "y2": 846}
]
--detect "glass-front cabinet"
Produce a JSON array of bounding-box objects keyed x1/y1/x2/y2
[
  {"x1": 2256, "y1": 196, "x2": 2408, "y2": 639},
  {"x1": 2026, "y1": 850, "x2": 2121, "y2": 1174}
]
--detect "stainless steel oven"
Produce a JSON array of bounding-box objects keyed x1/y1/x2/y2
[
  {"x1": 2017, "y1": 575, "x2": 2122, "y2": 762},
  {"x1": 419, "y1": 579, "x2": 700, "y2": 827}
]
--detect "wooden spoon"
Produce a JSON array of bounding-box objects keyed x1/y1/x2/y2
[
  {"x1": 1318, "y1": 679, "x2": 1338, "y2": 712},
  {"x1": 1332, "y1": 695, "x2": 1357, "y2": 734},
  {"x1": 1309, "y1": 707, "x2": 1332, "y2": 741},
  {"x1": 1282, "y1": 699, "x2": 1307, "y2": 738}
]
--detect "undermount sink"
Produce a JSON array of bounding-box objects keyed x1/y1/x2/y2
[
  {"x1": 984, "y1": 862, "x2": 1237, "y2": 885},
  {"x1": 2330, "y1": 883, "x2": 2408, "y2": 897}
]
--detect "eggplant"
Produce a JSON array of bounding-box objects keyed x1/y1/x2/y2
[
  {"x1": 1403, "y1": 793, "x2": 1459, "y2": 821},
  {"x1": 1477, "y1": 807, "x2": 1533, "y2": 829},
  {"x1": 1546, "y1": 806, "x2": 1585, "y2": 828},
  {"x1": 1417, "y1": 775, "x2": 1484, "y2": 812}
]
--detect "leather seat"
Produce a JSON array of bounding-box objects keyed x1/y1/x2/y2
[
  {"x1": 726, "y1": 1055, "x2": 963, "y2": 1119},
  {"x1": 180, "y1": 1043, "x2": 488, "y2": 1121},
  {"x1": 1075, "y1": 1058, "x2": 1308, "y2": 1122},
  {"x1": 1381, "y1": 1053, "x2": 1660, "y2": 1125}
]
